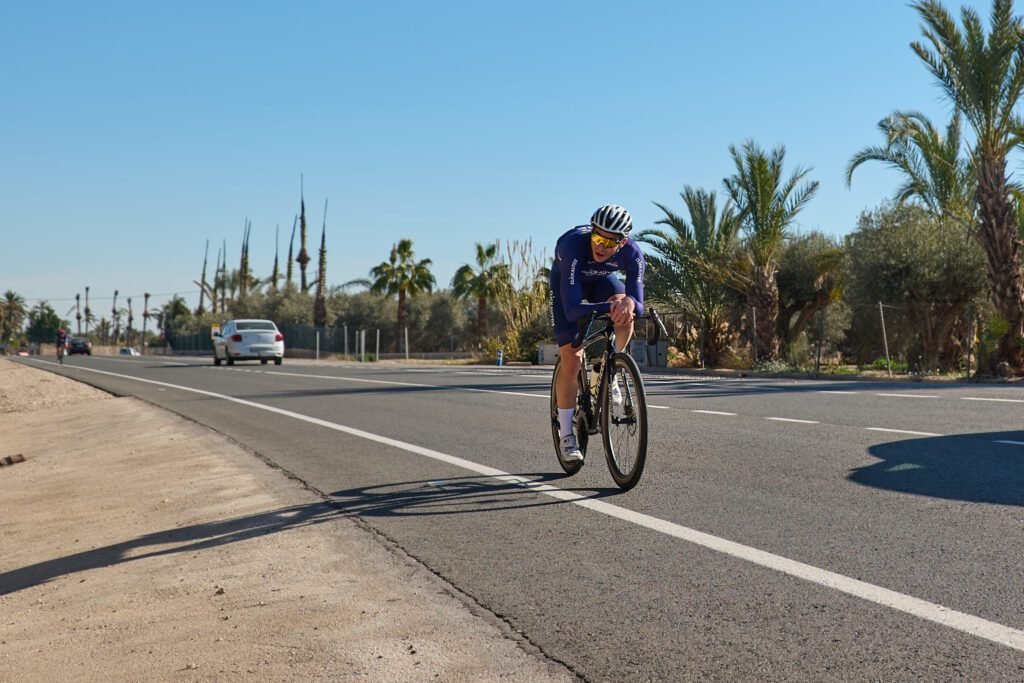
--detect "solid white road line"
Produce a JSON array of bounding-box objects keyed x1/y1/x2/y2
[
  {"x1": 865, "y1": 427, "x2": 943, "y2": 437},
  {"x1": 24, "y1": 357, "x2": 1024, "y2": 653}
]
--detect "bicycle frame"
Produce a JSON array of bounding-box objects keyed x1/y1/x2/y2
[{"x1": 572, "y1": 309, "x2": 668, "y2": 435}]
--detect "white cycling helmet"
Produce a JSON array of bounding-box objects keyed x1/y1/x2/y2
[{"x1": 590, "y1": 204, "x2": 633, "y2": 236}]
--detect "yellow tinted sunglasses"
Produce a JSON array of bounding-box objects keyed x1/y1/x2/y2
[{"x1": 591, "y1": 231, "x2": 625, "y2": 249}]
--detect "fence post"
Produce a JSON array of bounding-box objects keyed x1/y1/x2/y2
[
  {"x1": 815, "y1": 308, "x2": 824, "y2": 376},
  {"x1": 966, "y1": 303, "x2": 973, "y2": 382},
  {"x1": 751, "y1": 306, "x2": 758, "y2": 364},
  {"x1": 878, "y1": 301, "x2": 892, "y2": 377},
  {"x1": 344, "y1": 324, "x2": 348, "y2": 357},
  {"x1": 404, "y1": 327, "x2": 409, "y2": 362},
  {"x1": 376, "y1": 329, "x2": 380, "y2": 361},
  {"x1": 361, "y1": 329, "x2": 366, "y2": 363},
  {"x1": 699, "y1": 322, "x2": 706, "y2": 369},
  {"x1": 316, "y1": 330, "x2": 320, "y2": 361}
]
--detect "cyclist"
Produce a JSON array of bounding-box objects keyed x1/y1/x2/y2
[
  {"x1": 55, "y1": 327, "x2": 68, "y2": 362},
  {"x1": 550, "y1": 204, "x2": 645, "y2": 463}
]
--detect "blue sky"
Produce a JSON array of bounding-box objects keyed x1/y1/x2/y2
[{"x1": 0, "y1": 1, "x2": 998, "y2": 319}]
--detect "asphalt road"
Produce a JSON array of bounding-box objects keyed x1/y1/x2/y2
[{"x1": 22, "y1": 354, "x2": 1024, "y2": 681}]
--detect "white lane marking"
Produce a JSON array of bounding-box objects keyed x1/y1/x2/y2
[
  {"x1": 649, "y1": 405, "x2": 671, "y2": 410},
  {"x1": 766, "y1": 417, "x2": 819, "y2": 424},
  {"x1": 818, "y1": 390, "x2": 858, "y2": 394},
  {"x1": 23, "y1": 357, "x2": 1024, "y2": 653},
  {"x1": 865, "y1": 428, "x2": 943, "y2": 437},
  {"x1": 994, "y1": 440, "x2": 1024, "y2": 447},
  {"x1": 691, "y1": 410, "x2": 737, "y2": 416},
  {"x1": 265, "y1": 370, "x2": 549, "y2": 399},
  {"x1": 963, "y1": 397, "x2": 1024, "y2": 404},
  {"x1": 875, "y1": 393, "x2": 939, "y2": 399}
]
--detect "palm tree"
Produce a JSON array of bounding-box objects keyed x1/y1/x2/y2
[
  {"x1": 160, "y1": 295, "x2": 191, "y2": 341},
  {"x1": 846, "y1": 110, "x2": 975, "y2": 221},
  {"x1": 723, "y1": 140, "x2": 819, "y2": 361},
  {"x1": 1, "y1": 290, "x2": 26, "y2": 344},
  {"x1": 96, "y1": 318, "x2": 111, "y2": 344},
  {"x1": 451, "y1": 242, "x2": 510, "y2": 344},
  {"x1": 369, "y1": 239, "x2": 435, "y2": 352},
  {"x1": 911, "y1": 0, "x2": 1024, "y2": 369},
  {"x1": 637, "y1": 187, "x2": 742, "y2": 366}
]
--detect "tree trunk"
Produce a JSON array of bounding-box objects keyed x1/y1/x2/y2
[
  {"x1": 785, "y1": 290, "x2": 829, "y2": 346},
  {"x1": 396, "y1": 288, "x2": 406, "y2": 353},
  {"x1": 975, "y1": 154, "x2": 1024, "y2": 371},
  {"x1": 751, "y1": 265, "x2": 780, "y2": 362},
  {"x1": 477, "y1": 296, "x2": 487, "y2": 345}
]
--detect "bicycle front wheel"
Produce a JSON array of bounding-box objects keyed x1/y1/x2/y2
[
  {"x1": 550, "y1": 359, "x2": 586, "y2": 475},
  {"x1": 601, "y1": 352, "x2": 648, "y2": 490}
]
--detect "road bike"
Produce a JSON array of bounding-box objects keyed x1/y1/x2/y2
[{"x1": 548, "y1": 308, "x2": 667, "y2": 490}]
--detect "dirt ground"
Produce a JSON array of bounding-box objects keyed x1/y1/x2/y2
[{"x1": 0, "y1": 359, "x2": 575, "y2": 682}]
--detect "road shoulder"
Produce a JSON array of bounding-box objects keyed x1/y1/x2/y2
[{"x1": 0, "y1": 359, "x2": 574, "y2": 682}]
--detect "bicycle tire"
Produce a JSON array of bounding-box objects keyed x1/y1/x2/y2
[
  {"x1": 549, "y1": 359, "x2": 586, "y2": 475},
  {"x1": 601, "y1": 352, "x2": 648, "y2": 490}
]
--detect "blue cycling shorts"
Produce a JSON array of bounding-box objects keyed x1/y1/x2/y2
[{"x1": 549, "y1": 272, "x2": 626, "y2": 347}]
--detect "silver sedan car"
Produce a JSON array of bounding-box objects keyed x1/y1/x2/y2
[{"x1": 213, "y1": 319, "x2": 284, "y2": 366}]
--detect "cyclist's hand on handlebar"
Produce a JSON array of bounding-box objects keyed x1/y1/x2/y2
[{"x1": 609, "y1": 297, "x2": 635, "y2": 326}]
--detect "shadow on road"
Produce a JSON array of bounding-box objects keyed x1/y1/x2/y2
[
  {"x1": 1, "y1": 473, "x2": 619, "y2": 596},
  {"x1": 328, "y1": 474, "x2": 623, "y2": 518},
  {"x1": 851, "y1": 430, "x2": 1024, "y2": 506}
]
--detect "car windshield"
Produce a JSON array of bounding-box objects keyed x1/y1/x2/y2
[{"x1": 236, "y1": 322, "x2": 276, "y2": 331}]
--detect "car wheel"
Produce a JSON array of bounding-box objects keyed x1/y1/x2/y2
[
  {"x1": 274, "y1": 358, "x2": 282, "y2": 366},
  {"x1": 226, "y1": 355, "x2": 234, "y2": 366},
  {"x1": 260, "y1": 359, "x2": 268, "y2": 365},
  {"x1": 214, "y1": 355, "x2": 221, "y2": 366}
]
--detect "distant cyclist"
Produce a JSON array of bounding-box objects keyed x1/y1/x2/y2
[
  {"x1": 55, "y1": 327, "x2": 68, "y2": 363},
  {"x1": 550, "y1": 204, "x2": 645, "y2": 464}
]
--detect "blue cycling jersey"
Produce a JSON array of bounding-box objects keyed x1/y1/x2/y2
[{"x1": 551, "y1": 225, "x2": 645, "y2": 321}]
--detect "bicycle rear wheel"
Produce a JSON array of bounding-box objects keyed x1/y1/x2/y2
[
  {"x1": 601, "y1": 352, "x2": 648, "y2": 490},
  {"x1": 549, "y1": 359, "x2": 587, "y2": 475}
]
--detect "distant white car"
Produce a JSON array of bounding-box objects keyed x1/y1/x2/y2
[
  {"x1": 213, "y1": 319, "x2": 284, "y2": 366},
  {"x1": 119, "y1": 347, "x2": 141, "y2": 356}
]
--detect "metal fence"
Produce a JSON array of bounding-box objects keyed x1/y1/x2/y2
[{"x1": 166, "y1": 323, "x2": 473, "y2": 360}]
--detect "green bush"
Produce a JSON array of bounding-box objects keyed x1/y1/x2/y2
[{"x1": 864, "y1": 357, "x2": 908, "y2": 373}]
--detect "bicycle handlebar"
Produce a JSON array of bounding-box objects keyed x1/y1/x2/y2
[{"x1": 571, "y1": 307, "x2": 668, "y2": 349}]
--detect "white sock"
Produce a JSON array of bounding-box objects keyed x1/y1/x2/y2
[{"x1": 558, "y1": 408, "x2": 575, "y2": 437}]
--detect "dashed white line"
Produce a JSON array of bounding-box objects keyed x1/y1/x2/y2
[
  {"x1": 994, "y1": 440, "x2": 1024, "y2": 447},
  {"x1": 765, "y1": 417, "x2": 820, "y2": 424},
  {"x1": 818, "y1": 390, "x2": 858, "y2": 394},
  {"x1": 875, "y1": 393, "x2": 939, "y2": 399},
  {"x1": 265, "y1": 370, "x2": 549, "y2": 399},
  {"x1": 963, "y1": 397, "x2": 1024, "y2": 404},
  {"x1": 865, "y1": 427, "x2": 942, "y2": 437},
  {"x1": 691, "y1": 410, "x2": 737, "y2": 416}
]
